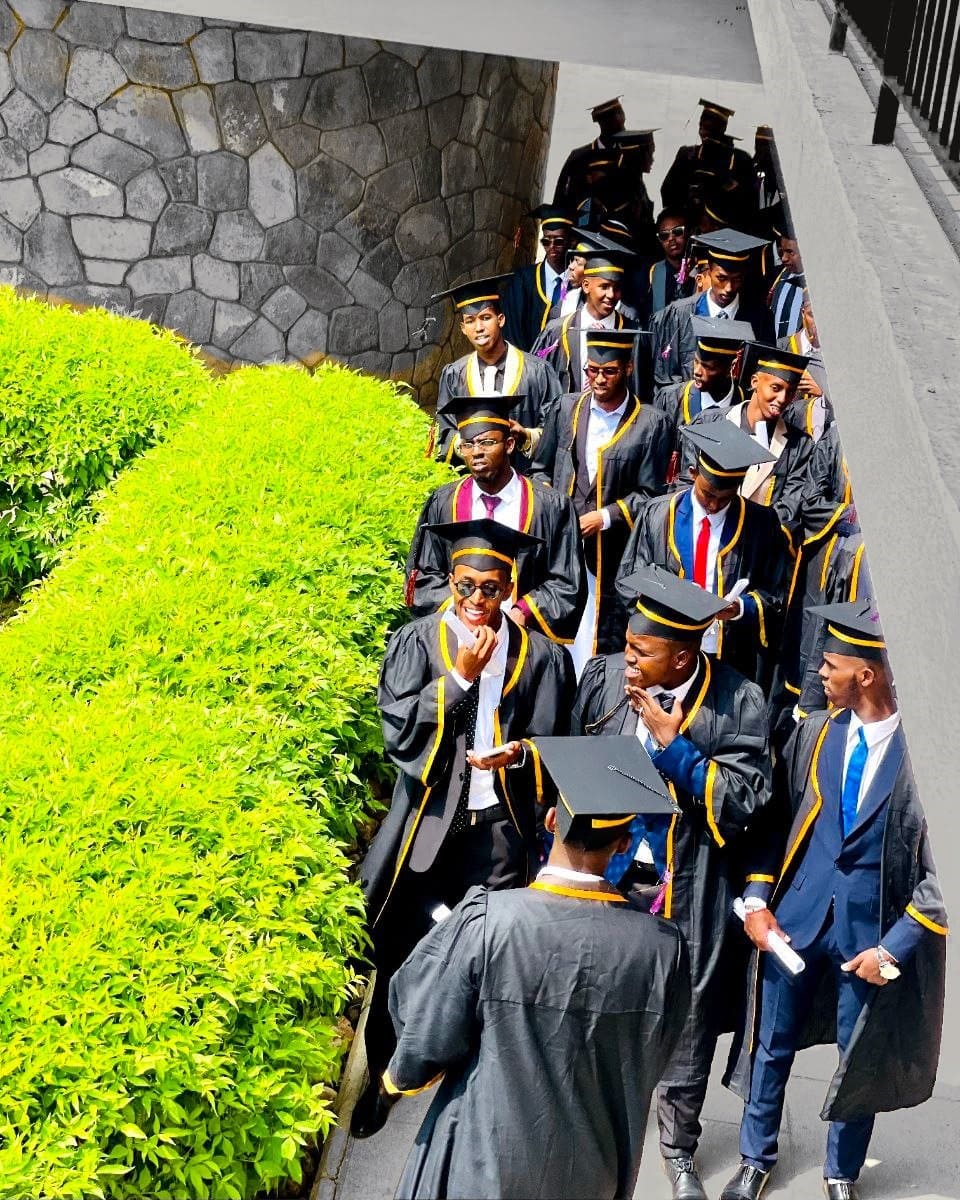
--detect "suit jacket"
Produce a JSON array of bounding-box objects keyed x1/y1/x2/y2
[
  {"x1": 361, "y1": 611, "x2": 575, "y2": 926},
  {"x1": 533, "y1": 389, "x2": 672, "y2": 655},
  {"x1": 653, "y1": 291, "x2": 776, "y2": 391},
  {"x1": 615, "y1": 487, "x2": 790, "y2": 687},
  {"x1": 727, "y1": 708, "x2": 948, "y2": 1120},
  {"x1": 501, "y1": 261, "x2": 561, "y2": 352},
  {"x1": 405, "y1": 473, "x2": 587, "y2": 644},
  {"x1": 531, "y1": 306, "x2": 652, "y2": 399},
  {"x1": 434, "y1": 344, "x2": 563, "y2": 474}
]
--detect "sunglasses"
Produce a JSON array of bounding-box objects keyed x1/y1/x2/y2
[
  {"x1": 657, "y1": 225, "x2": 686, "y2": 240},
  {"x1": 453, "y1": 579, "x2": 503, "y2": 599},
  {"x1": 541, "y1": 236, "x2": 569, "y2": 246}
]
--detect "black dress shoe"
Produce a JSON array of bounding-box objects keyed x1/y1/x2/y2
[
  {"x1": 720, "y1": 1162, "x2": 771, "y2": 1200},
  {"x1": 824, "y1": 1181, "x2": 860, "y2": 1200},
  {"x1": 664, "y1": 1156, "x2": 707, "y2": 1200},
  {"x1": 349, "y1": 1078, "x2": 397, "y2": 1139}
]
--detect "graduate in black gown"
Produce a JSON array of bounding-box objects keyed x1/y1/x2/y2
[
  {"x1": 532, "y1": 327, "x2": 672, "y2": 675},
  {"x1": 616, "y1": 422, "x2": 791, "y2": 689},
  {"x1": 689, "y1": 343, "x2": 815, "y2": 548},
  {"x1": 432, "y1": 276, "x2": 563, "y2": 474},
  {"x1": 500, "y1": 205, "x2": 575, "y2": 352},
  {"x1": 406, "y1": 394, "x2": 586, "y2": 645},
  {"x1": 354, "y1": 520, "x2": 575, "y2": 1138},
  {"x1": 653, "y1": 230, "x2": 776, "y2": 392},
  {"x1": 553, "y1": 96, "x2": 627, "y2": 211},
  {"x1": 572, "y1": 567, "x2": 773, "y2": 1200},
  {"x1": 386, "y1": 735, "x2": 691, "y2": 1200}
]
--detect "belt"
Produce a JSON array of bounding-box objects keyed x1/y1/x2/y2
[{"x1": 463, "y1": 804, "x2": 505, "y2": 827}]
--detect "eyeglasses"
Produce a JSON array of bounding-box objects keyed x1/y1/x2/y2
[
  {"x1": 657, "y1": 225, "x2": 686, "y2": 240},
  {"x1": 584, "y1": 364, "x2": 624, "y2": 379},
  {"x1": 460, "y1": 436, "x2": 505, "y2": 452},
  {"x1": 453, "y1": 579, "x2": 503, "y2": 599}
]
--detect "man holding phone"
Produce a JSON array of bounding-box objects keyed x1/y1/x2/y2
[{"x1": 354, "y1": 518, "x2": 575, "y2": 1139}]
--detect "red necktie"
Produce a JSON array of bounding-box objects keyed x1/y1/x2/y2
[
  {"x1": 694, "y1": 516, "x2": 711, "y2": 588},
  {"x1": 481, "y1": 495, "x2": 501, "y2": 520}
]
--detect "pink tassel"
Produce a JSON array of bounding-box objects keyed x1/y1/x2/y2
[{"x1": 649, "y1": 870, "x2": 671, "y2": 915}]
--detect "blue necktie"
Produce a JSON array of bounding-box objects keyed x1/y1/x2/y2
[
  {"x1": 550, "y1": 275, "x2": 563, "y2": 307},
  {"x1": 841, "y1": 727, "x2": 868, "y2": 837}
]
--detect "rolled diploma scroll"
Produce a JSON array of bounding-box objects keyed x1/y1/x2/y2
[{"x1": 733, "y1": 898, "x2": 805, "y2": 976}]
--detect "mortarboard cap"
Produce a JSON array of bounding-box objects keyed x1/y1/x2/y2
[
  {"x1": 528, "y1": 203, "x2": 575, "y2": 230},
  {"x1": 580, "y1": 246, "x2": 636, "y2": 280},
  {"x1": 589, "y1": 96, "x2": 624, "y2": 120},
  {"x1": 741, "y1": 342, "x2": 811, "y2": 386},
  {"x1": 691, "y1": 314, "x2": 754, "y2": 361},
  {"x1": 620, "y1": 564, "x2": 732, "y2": 643},
  {"x1": 431, "y1": 273, "x2": 512, "y2": 315},
  {"x1": 568, "y1": 227, "x2": 623, "y2": 255},
  {"x1": 584, "y1": 326, "x2": 649, "y2": 364},
  {"x1": 437, "y1": 393, "x2": 522, "y2": 438},
  {"x1": 808, "y1": 599, "x2": 886, "y2": 662},
  {"x1": 756, "y1": 124, "x2": 775, "y2": 142},
  {"x1": 425, "y1": 517, "x2": 542, "y2": 575},
  {"x1": 533, "y1": 734, "x2": 677, "y2": 842},
  {"x1": 612, "y1": 128, "x2": 658, "y2": 151},
  {"x1": 699, "y1": 98, "x2": 735, "y2": 121},
  {"x1": 693, "y1": 228, "x2": 770, "y2": 267},
  {"x1": 597, "y1": 217, "x2": 636, "y2": 246},
  {"x1": 681, "y1": 420, "x2": 775, "y2": 487}
]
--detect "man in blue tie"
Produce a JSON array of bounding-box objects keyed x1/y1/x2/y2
[{"x1": 722, "y1": 600, "x2": 948, "y2": 1200}]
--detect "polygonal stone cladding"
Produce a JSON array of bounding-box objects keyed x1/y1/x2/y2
[{"x1": 0, "y1": 0, "x2": 557, "y2": 399}]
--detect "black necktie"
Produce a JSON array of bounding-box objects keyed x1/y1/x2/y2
[
  {"x1": 449, "y1": 678, "x2": 481, "y2": 836},
  {"x1": 658, "y1": 692, "x2": 675, "y2": 714}
]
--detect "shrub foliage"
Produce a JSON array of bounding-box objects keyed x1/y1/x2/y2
[
  {"x1": 0, "y1": 359, "x2": 452, "y2": 1198},
  {"x1": 0, "y1": 287, "x2": 211, "y2": 599}
]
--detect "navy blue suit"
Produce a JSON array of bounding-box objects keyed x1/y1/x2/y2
[{"x1": 740, "y1": 712, "x2": 920, "y2": 1181}]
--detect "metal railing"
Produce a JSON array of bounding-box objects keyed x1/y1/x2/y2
[{"x1": 831, "y1": 0, "x2": 960, "y2": 182}]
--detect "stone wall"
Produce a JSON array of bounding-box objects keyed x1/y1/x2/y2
[{"x1": 0, "y1": 1, "x2": 557, "y2": 403}]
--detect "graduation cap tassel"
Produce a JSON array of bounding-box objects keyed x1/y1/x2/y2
[
  {"x1": 425, "y1": 420, "x2": 437, "y2": 459},
  {"x1": 404, "y1": 568, "x2": 418, "y2": 608},
  {"x1": 665, "y1": 450, "x2": 680, "y2": 487},
  {"x1": 535, "y1": 341, "x2": 560, "y2": 360}
]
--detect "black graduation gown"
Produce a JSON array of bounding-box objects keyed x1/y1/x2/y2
[
  {"x1": 572, "y1": 652, "x2": 772, "y2": 1066},
  {"x1": 405, "y1": 474, "x2": 587, "y2": 645},
  {"x1": 361, "y1": 611, "x2": 576, "y2": 928},
  {"x1": 531, "y1": 307, "x2": 652, "y2": 401},
  {"x1": 660, "y1": 143, "x2": 758, "y2": 225},
  {"x1": 387, "y1": 884, "x2": 690, "y2": 1200},
  {"x1": 654, "y1": 379, "x2": 748, "y2": 474},
  {"x1": 532, "y1": 389, "x2": 673, "y2": 655},
  {"x1": 615, "y1": 487, "x2": 790, "y2": 688},
  {"x1": 434, "y1": 345, "x2": 563, "y2": 475},
  {"x1": 691, "y1": 401, "x2": 815, "y2": 544},
  {"x1": 500, "y1": 261, "x2": 562, "y2": 352},
  {"x1": 553, "y1": 137, "x2": 605, "y2": 209},
  {"x1": 725, "y1": 710, "x2": 948, "y2": 1121},
  {"x1": 653, "y1": 292, "x2": 776, "y2": 392}
]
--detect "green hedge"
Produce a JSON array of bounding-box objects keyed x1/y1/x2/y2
[
  {"x1": 0, "y1": 286, "x2": 210, "y2": 599},
  {"x1": 0, "y1": 359, "x2": 453, "y2": 1199}
]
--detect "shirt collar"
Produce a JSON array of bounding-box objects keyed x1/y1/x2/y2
[
  {"x1": 584, "y1": 309, "x2": 616, "y2": 329},
  {"x1": 705, "y1": 292, "x2": 740, "y2": 320},
  {"x1": 646, "y1": 663, "x2": 700, "y2": 707},
  {"x1": 848, "y1": 709, "x2": 901, "y2": 747},
  {"x1": 483, "y1": 469, "x2": 521, "y2": 504},
  {"x1": 590, "y1": 393, "x2": 629, "y2": 421}
]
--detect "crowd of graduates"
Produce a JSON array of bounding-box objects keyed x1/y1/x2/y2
[{"x1": 348, "y1": 97, "x2": 949, "y2": 1200}]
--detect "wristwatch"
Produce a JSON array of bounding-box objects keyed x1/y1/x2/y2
[{"x1": 876, "y1": 945, "x2": 901, "y2": 981}]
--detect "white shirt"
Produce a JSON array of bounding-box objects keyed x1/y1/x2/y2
[
  {"x1": 579, "y1": 308, "x2": 616, "y2": 389},
  {"x1": 446, "y1": 612, "x2": 510, "y2": 810},
  {"x1": 560, "y1": 285, "x2": 581, "y2": 316},
  {"x1": 635, "y1": 667, "x2": 700, "y2": 754},
  {"x1": 705, "y1": 291, "x2": 740, "y2": 321},
  {"x1": 843, "y1": 710, "x2": 901, "y2": 812},
  {"x1": 585, "y1": 394, "x2": 628, "y2": 486},
  {"x1": 689, "y1": 495, "x2": 729, "y2": 653},
  {"x1": 799, "y1": 328, "x2": 818, "y2": 358},
  {"x1": 470, "y1": 470, "x2": 522, "y2": 530}
]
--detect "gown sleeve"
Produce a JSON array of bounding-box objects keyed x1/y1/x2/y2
[
  {"x1": 406, "y1": 495, "x2": 450, "y2": 619},
  {"x1": 385, "y1": 887, "x2": 487, "y2": 1095},
  {"x1": 520, "y1": 498, "x2": 587, "y2": 644}
]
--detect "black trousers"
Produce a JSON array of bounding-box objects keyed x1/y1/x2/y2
[
  {"x1": 657, "y1": 1020, "x2": 720, "y2": 1159},
  {"x1": 363, "y1": 816, "x2": 530, "y2": 1083}
]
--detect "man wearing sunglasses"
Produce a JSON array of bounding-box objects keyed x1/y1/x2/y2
[
  {"x1": 501, "y1": 205, "x2": 576, "y2": 351},
  {"x1": 650, "y1": 209, "x2": 697, "y2": 315},
  {"x1": 406, "y1": 394, "x2": 586, "y2": 645},
  {"x1": 355, "y1": 518, "x2": 575, "y2": 1139},
  {"x1": 533, "y1": 327, "x2": 672, "y2": 677}
]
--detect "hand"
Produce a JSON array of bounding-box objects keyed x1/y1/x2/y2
[
  {"x1": 579, "y1": 510, "x2": 605, "y2": 538},
  {"x1": 633, "y1": 688, "x2": 684, "y2": 749},
  {"x1": 716, "y1": 602, "x2": 741, "y2": 621},
  {"x1": 841, "y1": 948, "x2": 888, "y2": 987},
  {"x1": 455, "y1": 625, "x2": 498, "y2": 682},
  {"x1": 745, "y1": 908, "x2": 790, "y2": 952},
  {"x1": 797, "y1": 371, "x2": 823, "y2": 398},
  {"x1": 506, "y1": 606, "x2": 527, "y2": 627},
  {"x1": 467, "y1": 741, "x2": 522, "y2": 771},
  {"x1": 507, "y1": 418, "x2": 529, "y2": 441}
]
